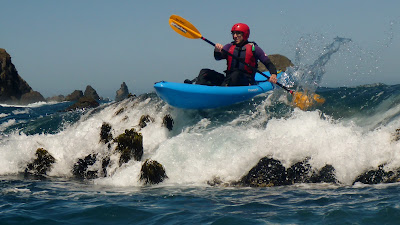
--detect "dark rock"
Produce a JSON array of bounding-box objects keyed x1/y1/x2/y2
[
  {"x1": 100, "y1": 122, "x2": 113, "y2": 144},
  {"x1": 65, "y1": 90, "x2": 83, "y2": 101},
  {"x1": 20, "y1": 91, "x2": 45, "y2": 104},
  {"x1": 114, "y1": 129, "x2": 143, "y2": 165},
  {"x1": 46, "y1": 95, "x2": 65, "y2": 102},
  {"x1": 127, "y1": 93, "x2": 136, "y2": 99},
  {"x1": 139, "y1": 115, "x2": 154, "y2": 128},
  {"x1": 24, "y1": 148, "x2": 56, "y2": 177},
  {"x1": 139, "y1": 159, "x2": 168, "y2": 185},
  {"x1": 72, "y1": 154, "x2": 98, "y2": 179},
  {"x1": 239, "y1": 157, "x2": 288, "y2": 187},
  {"x1": 84, "y1": 85, "x2": 100, "y2": 101},
  {"x1": 115, "y1": 107, "x2": 125, "y2": 116},
  {"x1": 162, "y1": 114, "x2": 174, "y2": 131},
  {"x1": 236, "y1": 157, "x2": 338, "y2": 188},
  {"x1": 0, "y1": 48, "x2": 41, "y2": 104},
  {"x1": 72, "y1": 153, "x2": 112, "y2": 179},
  {"x1": 309, "y1": 165, "x2": 337, "y2": 183},
  {"x1": 258, "y1": 54, "x2": 294, "y2": 72},
  {"x1": 102, "y1": 156, "x2": 111, "y2": 177},
  {"x1": 286, "y1": 159, "x2": 312, "y2": 184},
  {"x1": 353, "y1": 165, "x2": 397, "y2": 185},
  {"x1": 394, "y1": 129, "x2": 400, "y2": 142},
  {"x1": 115, "y1": 82, "x2": 129, "y2": 102},
  {"x1": 286, "y1": 159, "x2": 336, "y2": 184},
  {"x1": 65, "y1": 96, "x2": 99, "y2": 111}
]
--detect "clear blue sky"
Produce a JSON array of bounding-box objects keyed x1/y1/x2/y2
[{"x1": 1, "y1": 0, "x2": 399, "y2": 99}]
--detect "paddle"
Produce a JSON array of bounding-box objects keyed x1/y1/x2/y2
[{"x1": 169, "y1": 15, "x2": 325, "y2": 110}]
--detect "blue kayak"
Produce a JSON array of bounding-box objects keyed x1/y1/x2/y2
[{"x1": 154, "y1": 71, "x2": 281, "y2": 109}]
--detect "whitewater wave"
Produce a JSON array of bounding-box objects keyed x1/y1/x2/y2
[
  {"x1": 0, "y1": 87, "x2": 399, "y2": 187},
  {"x1": 0, "y1": 119, "x2": 16, "y2": 132},
  {"x1": 0, "y1": 101, "x2": 53, "y2": 108}
]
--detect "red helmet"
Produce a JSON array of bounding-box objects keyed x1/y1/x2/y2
[{"x1": 231, "y1": 23, "x2": 250, "y2": 41}]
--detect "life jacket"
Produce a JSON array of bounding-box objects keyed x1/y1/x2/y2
[{"x1": 226, "y1": 42, "x2": 257, "y2": 75}]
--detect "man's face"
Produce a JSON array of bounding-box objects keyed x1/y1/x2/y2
[{"x1": 232, "y1": 31, "x2": 244, "y2": 44}]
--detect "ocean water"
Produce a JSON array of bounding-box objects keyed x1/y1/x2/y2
[
  {"x1": 1, "y1": 37, "x2": 400, "y2": 224},
  {"x1": 1, "y1": 83, "x2": 400, "y2": 224}
]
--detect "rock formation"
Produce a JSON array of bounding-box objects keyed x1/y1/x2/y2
[
  {"x1": 24, "y1": 148, "x2": 56, "y2": 177},
  {"x1": 236, "y1": 157, "x2": 336, "y2": 187},
  {"x1": 72, "y1": 154, "x2": 99, "y2": 179},
  {"x1": 0, "y1": 48, "x2": 45, "y2": 104},
  {"x1": 48, "y1": 85, "x2": 102, "y2": 103},
  {"x1": 162, "y1": 114, "x2": 174, "y2": 131},
  {"x1": 258, "y1": 54, "x2": 294, "y2": 72},
  {"x1": 65, "y1": 90, "x2": 83, "y2": 101},
  {"x1": 84, "y1": 85, "x2": 100, "y2": 101},
  {"x1": 115, "y1": 82, "x2": 129, "y2": 102},
  {"x1": 353, "y1": 165, "x2": 399, "y2": 184},
  {"x1": 20, "y1": 91, "x2": 45, "y2": 104},
  {"x1": 100, "y1": 122, "x2": 113, "y2": 144},
  {"x1": 239, "y1": 157, "x2": 288, "y2": 187},
  {"x1": 63, "y1": 87, "x2": 102, "y2": 111},
  {"x1": 139, "y1": 115, "x2": 154, "y2": 129},
  {"x1": 46, "y1": 95, "x2": 65, "y2": 102},
  {"x1": 140, "y1": 159, "x2": 168, "y2": 185},
  {"x1": 114, "y1": 128, "x2": 143, "y2": 165},
  {"x1": 65, "y1": 96, "x2": 99, "y2": 111},
  {"x1": 394, "y1": 128, "x2": 400, "y2": 142}
]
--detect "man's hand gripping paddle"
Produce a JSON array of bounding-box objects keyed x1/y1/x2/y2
[{"x1": 169, "y1": 15, "x2": 325, "y2": 110}]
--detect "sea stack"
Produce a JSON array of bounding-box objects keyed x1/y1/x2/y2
[
  {"x1": 0, "y1": 48, "x2": 45, "y2": 104},
  {"x1": 115, "y1": 82, "x2": 129, "y2": 102}
]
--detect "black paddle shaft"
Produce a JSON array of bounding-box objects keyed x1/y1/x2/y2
[{"x1": 200, "y1": 37, "x2": 293, "y2": 94}]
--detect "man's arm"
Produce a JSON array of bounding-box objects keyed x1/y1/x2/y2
[
  {"x1": 254, "y1": 46, "x2": 277, "y2": 83},
  {"x1": 214, "y1": 44, "x2": 231, "y2": 60}
]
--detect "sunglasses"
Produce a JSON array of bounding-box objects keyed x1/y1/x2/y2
[{"x1": 231, "y1": 31, "x2": 243, "y2": 35}]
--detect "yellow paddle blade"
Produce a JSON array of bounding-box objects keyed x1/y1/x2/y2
[
  {"x1": 313, "y1": 93, "x2": 326, "y2": 104},
  {"x1": 169, "y1": 15, "x2": 202, "y2": 39},
  {"x1": 292, "y1": 92, "x2": 325, "y2": 110}
]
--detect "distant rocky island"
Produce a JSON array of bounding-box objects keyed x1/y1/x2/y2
[
  {"x1": 0, "y1": 48, "x2": 45, "y2": 104},
  {"x1": 0, "y1": 48, "x2": 132, "y2": 107}
]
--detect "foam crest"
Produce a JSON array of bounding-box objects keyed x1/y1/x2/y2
[
  {"x1": 143, "y1": 107, "x2": 400, "y2": 186},
  {"x1": 0, "y1": 95, "x2": 399, "y2": 187},
  {"x1": 0, "y1": 119, "x2": 16, "y2": 132}
]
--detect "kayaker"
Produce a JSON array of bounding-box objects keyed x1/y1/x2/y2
[{"x1": 189, "y1": 23, "x2": 278, "y2": 86}]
